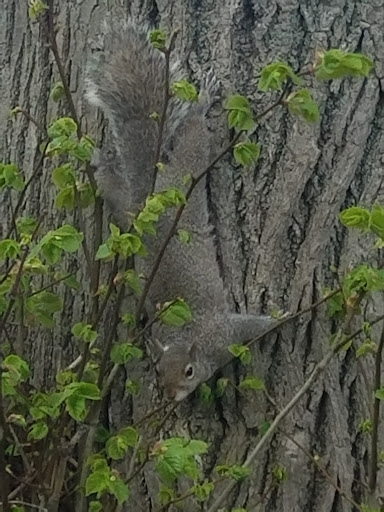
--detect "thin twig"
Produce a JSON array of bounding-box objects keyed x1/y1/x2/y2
[
  {"x1": 0, "y1": 218, "x2": 43, "y2": 339},
  {"x1": 14, "y1": 106, "x2": 46, "y2": 133},
  {"x1": 159, "y1": 477, "x2": 224, "y2": 511},
  {"x1": 29, "y1": 272, "x2": 76, "y2": 296},
  {"x1": 9, "y1": 425, "x2": 31, "y2": 473},
  {"x1": 76, "y1": 255, "x2": 119, "y2": 379},
  {"x1": 368, "y1": 322, "x2": 384, "y2": 493},
  {"x1": 245, "y1": 289, "x2": 341, "y2": 350},
  {"x1": 150, "y1": 29, "x2": 180, "y2": 193},
  {"x1": 279, "y1": 427, "x2": 363, "y2": 511},
  {"x1": 3, "y1": 501, "x2": 48, "y2": 511},
  {"x1": 132, "y1": 403, "x2": 169, "y2": 429},
  {"x1": 6, "y1": 148, "x2": 47, "y2": 239},
  {"x1": 207, "y1": 310, "x2": 384, "y2": 512}
]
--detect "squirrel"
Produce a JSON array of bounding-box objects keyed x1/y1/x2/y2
[{"x1": 85, "y1": 18, "x2": 283, "y2": 402}]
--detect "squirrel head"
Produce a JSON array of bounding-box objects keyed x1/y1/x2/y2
[{"x1": 155, "y1": 341, "x2": 209, "y2": 401}]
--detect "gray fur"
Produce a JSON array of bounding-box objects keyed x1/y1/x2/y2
[{"x1": 85, "y1": 21, "x2": 282, "y2": 401}]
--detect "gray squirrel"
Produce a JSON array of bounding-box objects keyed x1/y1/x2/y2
[{"x1": 85, "y1": 19, "x2": 282, "y2": 401}]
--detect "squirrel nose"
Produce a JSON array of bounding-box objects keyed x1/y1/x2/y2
[{"x1": 165, "y1": 387, "x2": 176, "y2": 400}]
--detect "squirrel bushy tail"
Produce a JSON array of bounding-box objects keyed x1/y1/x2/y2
[{"x1": 85, "y1": 20, "x2": 192, "y2": 224}]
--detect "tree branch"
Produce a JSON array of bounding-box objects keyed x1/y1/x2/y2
[
  {"x1": 207, "y1": 309, "x2": 383, "y2": 512},
  {"x1": 368, "y1": 321, "x2": 384, "y2": 493},
  {"x1": 279, "y1": 427, "x2": 363, "y2": 511}
]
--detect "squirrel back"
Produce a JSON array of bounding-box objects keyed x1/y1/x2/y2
[{"x1": 85, "y1": 20, "x2": 280, "y2": 401}]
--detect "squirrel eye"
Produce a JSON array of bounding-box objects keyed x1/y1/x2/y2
[{"x1": 185, "y1": 364, "x2": 194, "y2": 379}]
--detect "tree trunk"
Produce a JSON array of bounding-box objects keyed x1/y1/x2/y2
[{"x1": 1, "y1": 0, "x2": 384, "y2": 511}]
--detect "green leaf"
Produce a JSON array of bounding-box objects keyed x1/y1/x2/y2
[
  {"x1": 356, "y1": 339, "x2": 377, "y2": 358},
  {"x1": 108, "y1": 475, "x2": 130, "y2": 504},
  {"x1": 239, "y1": 376, "x2": 265, "y2": 391},
  {"x1": 100, "y1": 224, "x2": 144, "y2": 258},
  {"x1": 65, "y1": 394, "x2": 87, "y2": 422},
  {"x1": 65, "y1": 381, "x2": 101, "y2": 400},
  {"x1": 198, "y1": 383, "x2": 213, "y2": 405},
  {"x1": 272, "y1": 465, "x2": 287, "y2": 482},
  {"x1": 171, "y1": 80, "x2": 198, "y2": 102},
  {"x1": 28, "y1": 421, "x2": 49, "y2": 440},
  {"x1": 359, "y1": 418, "x2": 373, "y2": 434},
  {"x1": 28, "y1": 0, "x2": 48, "y2": 20},
  {"x1": 225, "y1": 95, "x2": 256, "y2": 132},
  {"x1": 72, "y1": 135, "x2": 95, "y2": 162},
  {"x1": 158, "y1": 485, "x2": 175, "y2": 506},
  {"x1": 134, "y1": 189, "x2": 185, "y2": 236},
  {"x1": 52, "y1": 164, "x2": 76, "y2": 189},
  {"x1": 122, "y1": 313, "x2": 136, "y2": 328},
  {"x1": 39, "y1": 225, "x2": 83, "y2": 263},
  {"x1": 55, "y1": 187, "x2": 75, "y2": 210},
  {"x1": 228, "y1": 344, "x2": 252, "y2": 364},
  {"x1": 343, "y1": 264, "x2": 384, "y2": 297},
  {"x1": 11, "y1": 505, "x2": 25, "y2": 512},
  {"x1": 326, "y1": 291, "x2": 344, "y2": 318},
  {"x1": 216, "y1": 377, "x2": 229, "y2": 397},
  {"x1": 95, "y1": 243, "x2": 114, "y2": 261},
  {"x1": 3, "y1": 355, "x2": 30, "y2": 380},
  {"x1": 0, "y1": 239, "x2": 21, "y2": 261},
  {"x1": 8, "y1": 414, "x2": 27, "y2": 427},
  {"x1": 76, "y1": 182, "x2": 95, "y2": 208},
  {"x1": 0, "y1": 163, "x2": 24, "y2": 190},
  {"x1": 215, "y1": 464, "x2": 251, "y2": 481},
  {"x1": 149, "y1": 29, "x2": 167, "y2": 50},
  {"x1": 178, "y1": 229, "x2": 191, "y2": 244},
  {"x1": 50, "y1": 81, "x2": 65, "y2": 102},
  {"x1": 259, "y1": 62, "x2": 302, "y2": 91},
  {"x1": 369, "y1": 205, "x2": 384, "y2": 239},
  {"x1": 361, "y1": 505, "x2": 381, "y2": 512},
  {"x1": 233, "y1": 141, "x2": 260, "y2": 166},
  {"x1": 339, "y1": 206, "x2": 370, "y2": 230},
  {"x1": 16, "y1": 216, "x2": 38, "y2": 236},
  {"x1": 154, "y1": 437, "x2": 207, "y2": 483},
  {"x1": 106, "y1": 436, "x2": 130, "y2": 460},
  {"x1": 89, "y1": 501, "x2": 103, "y2": 512},
  {"x1": 192, "y1": 481, "x2": 214, "y2": 502},
  {"x1": 225, "y1": 95, "x2": 252, "y2": 113},
  {"x1": 286, "y1": 89, "x2": 319, "y2": 123},
  {"x1": 72, "y1": 322, "x2": 98, "y2": 344},
  {"x1": 85, "y1": 470, "x2": 109, "y2": 496},
  {"x1": 156, "y1": 456, "x2": 182, "y2": 482},
  {"x1": 48, "y1": 117, "x2": 78, "y2": 138},
  {"x1": 259, "y1": 421, "x2": 271, "y2": 436},
  {"x1": 315, "y1": 49, "x2": 374, "y2": 80},
  {"x1": 88, "y1": 455, "x2": 109, "y2": 472},
  {"x1": 26, "y1": 292, "x2": 62, "y2": 327},
  {"x1": 123, "y1": 270, "x2": 142, "y2": 294},
  {"x1": 106, "y1": 428, "x2": 138, "y2": 460},
  {"x1": 125, "y1": 379, "x2": 140, "y2": 395},
  {"x1": 187, "y1": 440, "x2": 208, "y2": 455},
  {"x1": 375, "y1": 388, "x2": 384, "y2": 400},
  {"x1": 110, "y1": 343, "x2": 143, "y2": 365},
  {"x1": 160, "y1": 299, "x2": 192, "y2": 326}
]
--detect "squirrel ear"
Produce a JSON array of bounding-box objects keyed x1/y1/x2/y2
[
  {"x1": 188, "y1": 342, "x2": 198, "y2": 362},
  {"x1": 149, "y1": 338, "x2": 165, "y2": 359}
]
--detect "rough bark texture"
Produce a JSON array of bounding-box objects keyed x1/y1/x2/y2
[{"x1": 1, "y1": 0, "x2": 384, "y2": 511}]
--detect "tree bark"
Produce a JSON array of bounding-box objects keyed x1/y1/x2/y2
[{"x1": 1, "y1": 0, "x2": 384, "y2": 511}]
